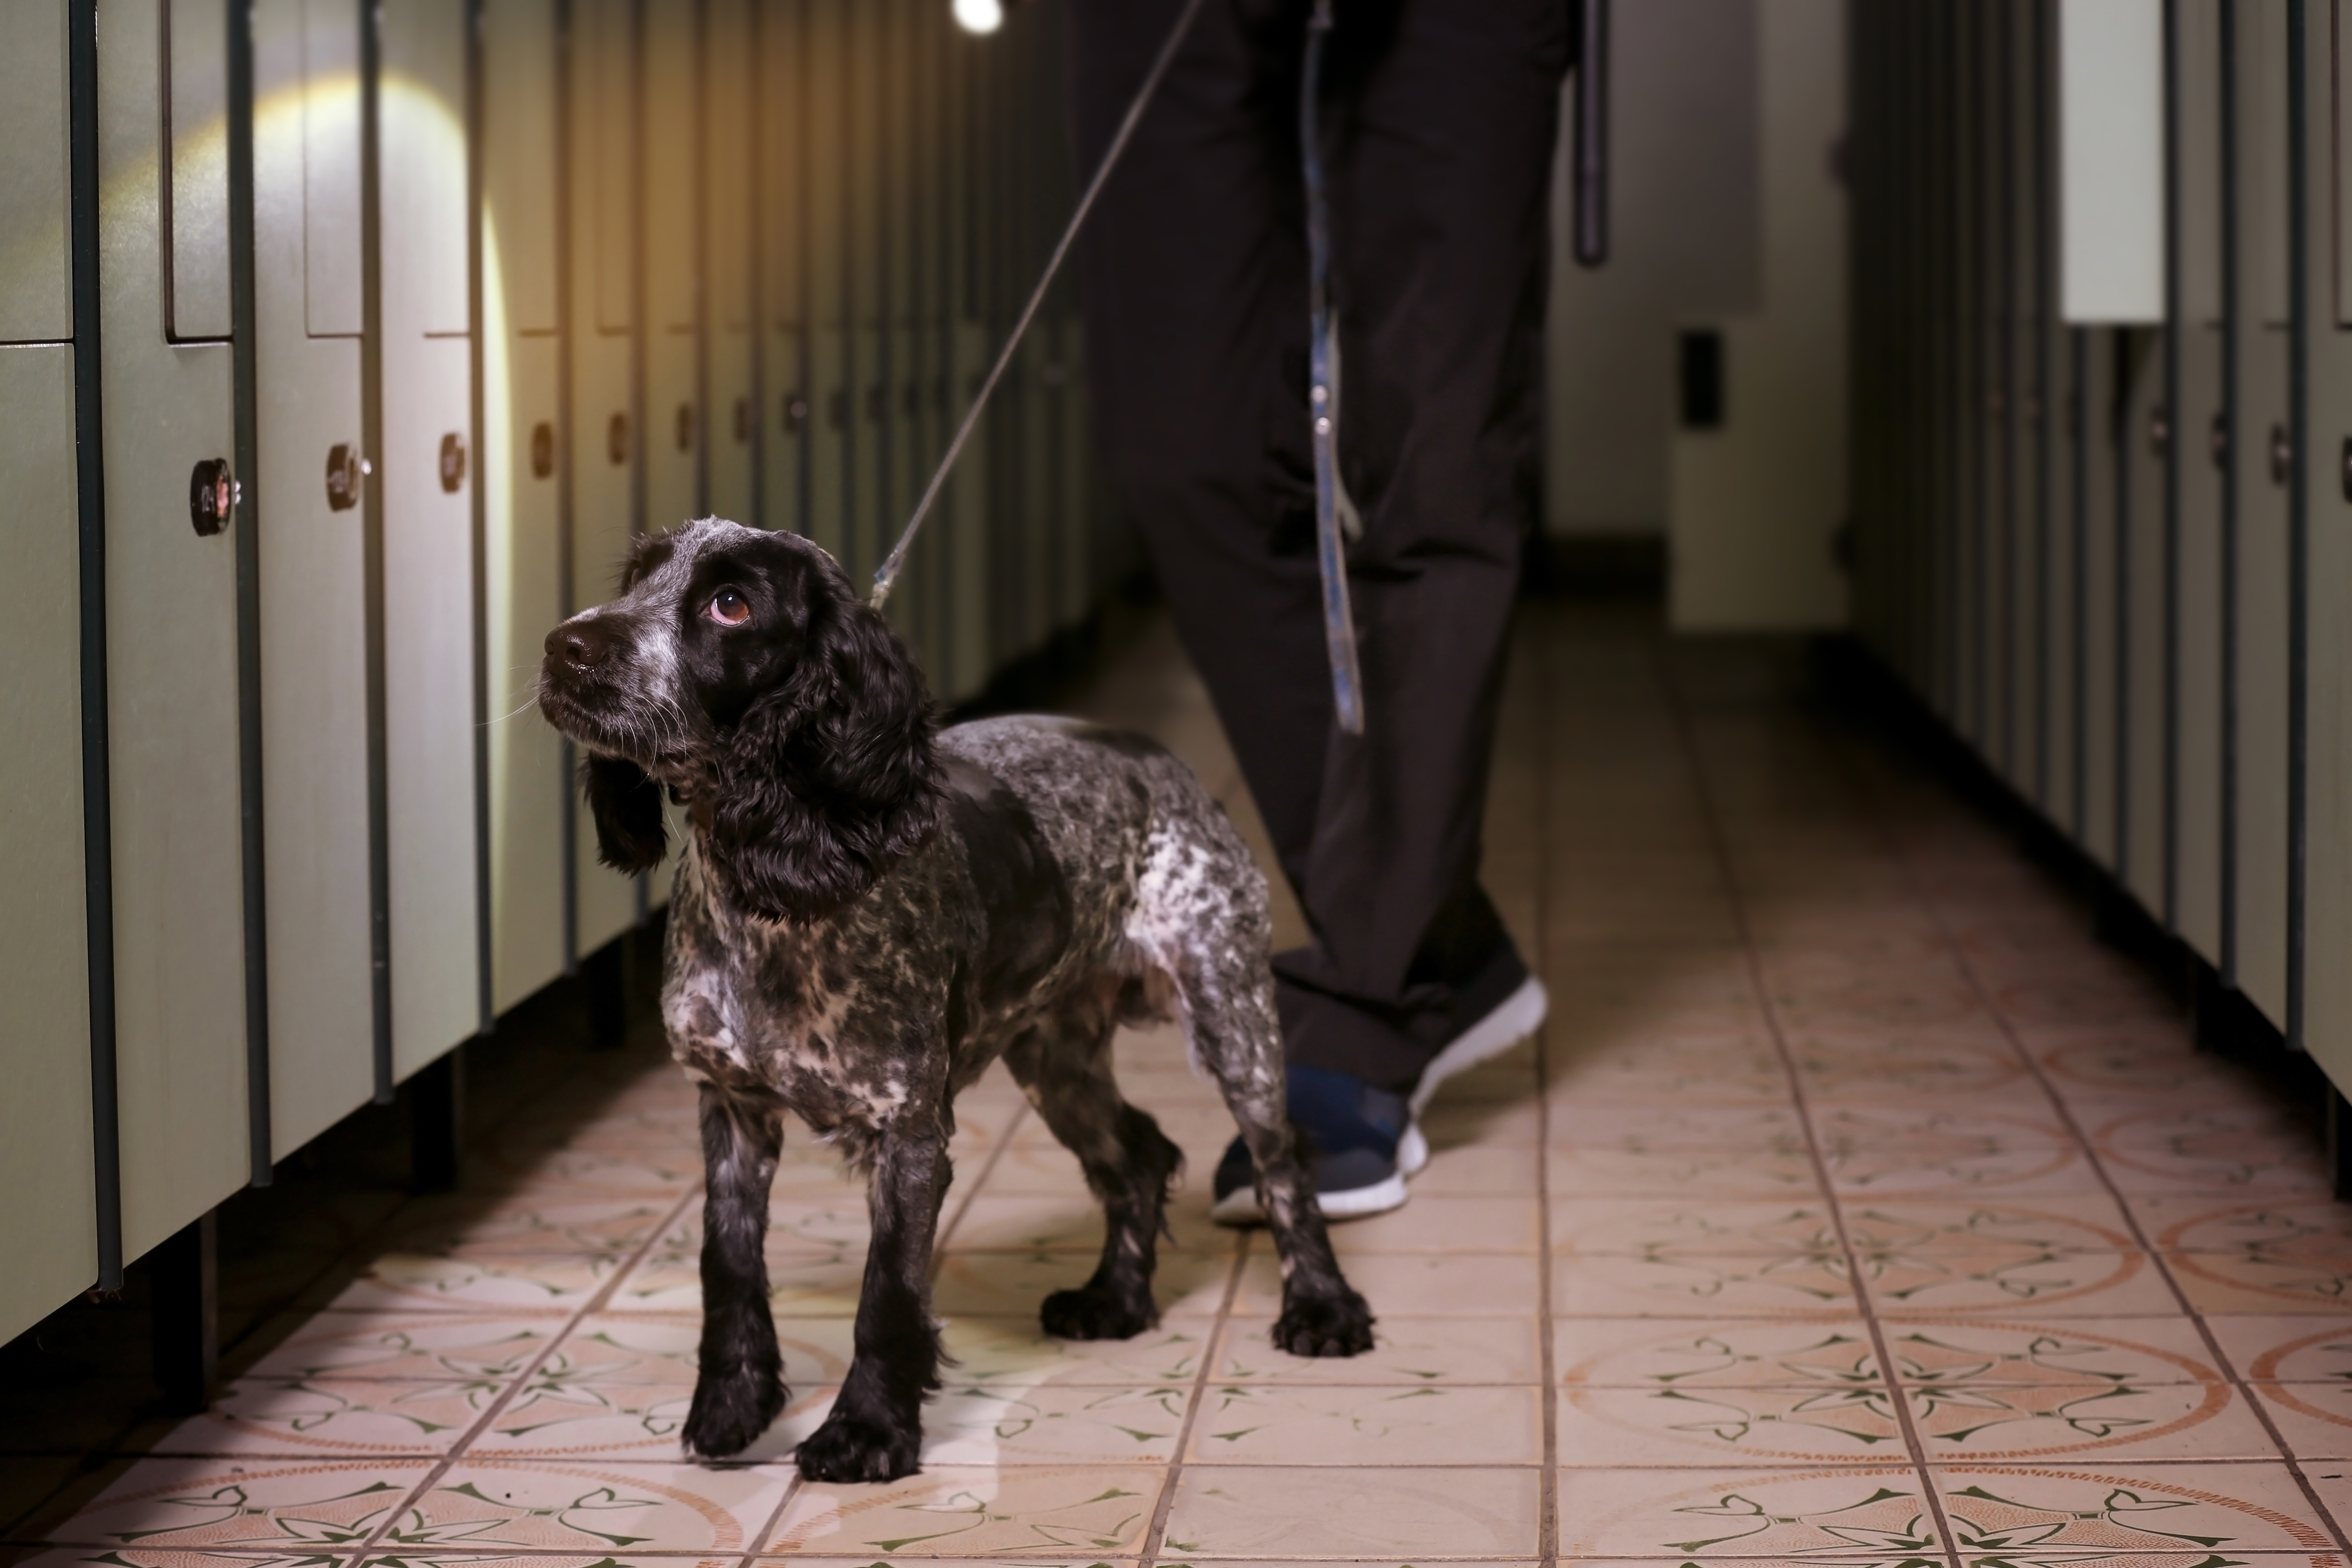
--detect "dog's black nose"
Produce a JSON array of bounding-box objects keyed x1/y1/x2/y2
[{"x1": 546, "y1": 617, "x2": 619, "y2": 670}]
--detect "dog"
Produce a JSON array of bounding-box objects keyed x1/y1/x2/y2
[{"x1": 537, "y1": 517, "x2": 1375, "y2": 1482}]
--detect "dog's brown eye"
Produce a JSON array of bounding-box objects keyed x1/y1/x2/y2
[{"x1": 708, "y1": 589, "x2": 751, "y2": 626}]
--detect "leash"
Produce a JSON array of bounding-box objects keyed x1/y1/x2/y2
[
  {"x1": 871, "y1": 0, "x2": 1208, "y2": 610},
  {"x1": 872, "y1": 0, "x2": 1369, "y2": 739}
]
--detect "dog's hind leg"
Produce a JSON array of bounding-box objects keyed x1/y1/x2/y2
[
  {"x1": 1003, "y1": 992, "x2": 1185, "y2": 1341},
  {"x1": 792, "y1": 1126, "x2": 951, "y2": 1483},
  {"x1": 682, "y1": 1085, "x2": 788, "y2": 1459},
  {"x1": 1179, "y1": 953, "x2": 1376, "y2": 1358}
]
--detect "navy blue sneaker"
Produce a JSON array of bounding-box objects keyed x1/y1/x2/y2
[{"x1": 1210, "y1": 1065, "x2": 1410, "y2": 1225}]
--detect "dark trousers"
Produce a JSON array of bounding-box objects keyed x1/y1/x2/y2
[{"x1": 1069, "y1": 0, "x2": 1570, "y2": 1093}]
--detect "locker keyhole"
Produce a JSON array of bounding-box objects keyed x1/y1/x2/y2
[
  {"x1": 607, "y1": 412, "x2": 628, "y2": 466},
  {"x1": 2271, "y1": 425, "x2": 2292, "y2": 487},
  {"x1": 2212, "y1": 415, "x2": 2230, "y2": 472},
  {"x1": 2148, "y1": 409, "x2": 2170, "y2": 458},
  {"x1": 325, "y1": 444, "x2": 365, "y2": 512},
  {"x1": 531, "y1": 422, "x2": 555, "y2": 479},
  {"x1": 439, "y1": 433, "x2": 468, "y2": 494},
  {"x1": 675, "y1": 403, "x2": 695, "y2": 452},
  {"x1": 189, "y1": 458, "x2": 238, "y2": 537},
  {"x1": 783, "y1": 394, "x2": 809, "y2": 433},
  {"x1": 734, "y1": 398, "x2": 752, "y2": 444}
]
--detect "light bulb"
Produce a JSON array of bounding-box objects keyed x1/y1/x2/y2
[{"x1": 953, "y1": 0, "x2": 1003, "y2": 33}]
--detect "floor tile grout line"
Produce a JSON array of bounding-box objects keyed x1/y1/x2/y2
[
  {"x1": 733, "y1": 1469, "x2": 802, "y2": 1565},
  {"x1": 1842, "y1": 737, "x2": 2352, "y2": 1558},
  {"x1": 1657, "y1": 649, "x2": 1968, "y2": 1568},
  {"x1": 927, "y1": 1100, "x2": 1032, "y2": 1272},
  {"x1": 1535, "y1": 616, "x2": 1561, "y2": 1568},
  {"x1": 1137, "y1": 1229, "x2": 1252, "y2": 1565},
  {"x1": 345, "y1": 1180, "x2": 706, "y2": 1558}
]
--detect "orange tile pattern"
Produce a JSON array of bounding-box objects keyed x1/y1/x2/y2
[{"x1": 9, "y1": 610, "x2": 2352, "y2": 1564}]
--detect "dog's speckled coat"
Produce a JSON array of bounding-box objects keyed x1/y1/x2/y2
[{"x1": 538, "y1": 519, "x2": 1372, "y2": 1483}]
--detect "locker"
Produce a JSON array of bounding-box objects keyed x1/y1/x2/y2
[
  {"x1": 379, "y1": 0, "x2": 483, "y2": 1078},
  {"x1": 98, "y1": 0, "x2": 252, "y2": 1260},
  {"x1": 949, "y1": 315, "x2": 993, "y2": 704},
  {"x1": 1953, "y1": 3, "x2": 1986, "y2": 751},
  {"x1": 2303, "y1": 0, "x2": 2352, "y2": 1084},
  {"x1": 2123, "y1": 319, "x2": 2165, "y2": 911},
  {"x1": 2080, "y1": 330, "x2": 2122, "y2": 869},
  {"x1": 253, "y1": 0, "x2": 377, "y2": 1154},
  {"x1": 1979, "y1": 0, "x2": 2015, "y2": 781},
  {"x1": 2174, "y1": 0, "x2": 2229, "y2": 967},
  {"x1": 757, "y1": 0, "x2": 807, "y2": 539},
  {"x1": 480, "y1": 0, "x2": 567, "y2": 1013},
  {"x1": 806, "y1": 0, "x2": 849, "y2": 569},
  {"x1": 2047, "y1": 327, "x2": 2083, "y2": 835},
  {"x1": 706, "y1": 0, "x2": 759, "y2": 528},
  {"x1": 2005, "y1": 0, "x2": 2047, "y2": 803},
  {"x1": 2230, "y1": 0, "x2": 2295, "y2": 1022},
  {"x1": 642, "y1": 0, "x2": 700, "y2": 542},
  {"x1": 568, "y1": 0, "x2": 643, "y2": 956},
  {"x1": 850, "y1": 0, "x2": 887, "y2": 591},
  {"x1": 0, "y1": 0, "x2": 97, "y2": 1350}
]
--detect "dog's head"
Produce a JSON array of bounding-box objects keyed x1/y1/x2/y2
[{"x1": 538, "y1": 518, "x2": 942, "y2": 924}]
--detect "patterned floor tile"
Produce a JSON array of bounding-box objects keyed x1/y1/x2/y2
[
  {"x1": 1157, "y1": 1465, "x2": 1541, "y2": 1558},
  {"x1": 1235, "y1": 1250, "x2": 1537, "y2": 1317},
  {"x1": 1544, "y1": 1144, "x2": 1824, "y2": 1200},
  {"x1": 234, "y1": 1312, "x2": 563, "y2": 1383},
  {"x1": 1390, "y1": 1143, "x2": 1543, "y2": 1194},
  {"x1": 933, "y1": 1249, "x2": 1236, "y2": 1321},
  {"x1": 1184, "y1": 1383, "x2": 1542, "y2": 1466},
  {"x1": 937, "y1": 1316, "x2": 1220, "y2": 1389},
  {"x1": 1218, "y1": 1313, "x2": 1542, "y2": 1385},
  {"x1": 1550, "y1": 1198, "x2": 1841, "y2": 1258},
  {"x1": 375, "y1": 1460, "x2": 790, "y2": 1557},
  {"x1": 1557, "y1": 1317, "x2": 1879, "y2": 1390},
  {"x1": 549, "y1": 1311, "x2": 858, "y2": 1389},
  {"x1": 605, "y1": 1249, "x2": 868, "y2": 1316},
  {"x1": 1931, "y1": 1463, "x2": 2341, "y2": 1557},
  {"x1": 1547, "y1": 1105, "x2": 1808, "y2": 1150},
  {"x1": 1862, "y1": 1250, "x2": 2183, "y2": 1318},
  {"x1": 372, "y1": 1196, "x2": 692, "y2": 1260},
  {"x1": 1553, "y1": 1463, "x2": 1938, "y2": 1558},
  {"x1": 1559, "y1": 1383, "x2": 1918, "y2": 1465},
  {"x1": 1551, "y1": 1250, "x2": 1858, "y2": 1317},
  {"x1": 2083, "y1": 1106, "x2": 2333, "y2": 1197},
  {"x1": 1841, "y1": 1196, "x2": 2142, "y2": 1254},
  {"x1": 320, "y1": 1254, "x2": 631, "y2": 1314},
  {"x1": 2247, "y1": 1381, "x2": 2352, "y2": 1461},
  {"x1": 2161, "y1": 1252, "x2": 2352, "y2": 1316},
  {"x1": 148, "y1": 1378, "x2": 499, "y2": 1459},
  {"x1": 763, "y1": 1465, "x2": 1162, "y2": 1555},
  {"x1": 1322, "y1": 1195, "x2": 1543, "y2": 1254},
  {"x1": 2202, "y1": 1316, "x2": 2352, "y2": 1382},
  {"x1": 940, "y1": 1193, "x2": 1225, "y2": 1256},
  {"x1": 37, "y1": 1458, "x2": 432, "y2": 1551}
]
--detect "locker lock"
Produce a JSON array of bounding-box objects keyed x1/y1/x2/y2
[
  {"x1": 2341, "y1": 437, "x2": 2352, "y2": 504},
  {"x1": 734, "y1": 397, "x2": 752, "y2": 444},
  {"x1": 531, "y1": 421, "x2": 555, "y2": 479},
  {"x1": 2211, "y1": 414, "x2": 2230, "y2": 471},
  {"x1": 2270, "y1": 424, "x2": 2292, "y2": 487},
  {"x1": 188, "y1": 458, "x2": 238, "y2": 537},
  {"x1": 782, "y1": 394, "x2": 809, "y2": 433},
  {"x1": 607, "y1": 412, "x2": 628, "y2": 466},
  {"x1": 325, "y1": 443, "x2": 368, "y2": 512},
  {"x1": 2148, "y1": 409, "x2": 2170, "y2": 458},
  {"x1": 675, "y1": 403, "x2": 695, "y2": 452},
  {"x1": 439, "y1": 432, "x2": 467, "y2": 494}
]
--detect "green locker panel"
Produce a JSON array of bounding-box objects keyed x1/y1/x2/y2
[
  {"x1": 100, "y1": 0, "x2": 250, "y2": 1261},
  {"x1": 254, "y1": 0, "x2": 376, "y2": 1156},
  {"x1": 380, "y1": 0, "x2": 483, "y2": 1079},
  {"x1": 481, "y1": 0, "x2": 566, "y2": 1014},
  {"x1": 2174, "y1": 0, "x2": 2227, "y2": 967},
  {"x1": 0, "y1": 342, "x2": 98, "y2": 1346},
  {"x1": 706, "y1": 0, "x2": 758, "y2": 527},
  {"x1": 2231, "y1": 0, "x2": 2294, "y2": 1023},
  {"x1": 568, "y1": 0, "x2": 641, "y2": 956}
]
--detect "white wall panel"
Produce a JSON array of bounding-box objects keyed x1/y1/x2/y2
[{"x1": 2059, "y1": 0, "x2": 2165, "y2": 323}]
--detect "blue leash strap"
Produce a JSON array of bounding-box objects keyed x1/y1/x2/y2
[{"x1": 1301, "y1": 0, "x2": 1365, "y2": 734}]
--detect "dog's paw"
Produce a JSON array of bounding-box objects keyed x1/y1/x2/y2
[
  {"x1": 682, "y1": 1367, "x2": 788, "y2": 1459},
  {"x1": 794, "y1": 1408, "x2": 922, "y2": 1483},
  {"x1": 1040, "y1": 1283, "x2": 1155, "y2": 1341},
  {"x1": 1272, "y1": 1285, "x2": 1376, "y2": 1358}
]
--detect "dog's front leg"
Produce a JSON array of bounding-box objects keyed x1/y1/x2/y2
[
  {"x1": 793, "y1": 1127, "x2": 951, "y2": 1483},
  {"x1": 682, "y1": 1085, "x2": 787, "y2": 1459}
]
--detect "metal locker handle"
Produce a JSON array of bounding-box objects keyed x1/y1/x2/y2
[
  {"x1": 2211, "y1": 415, "x2": 2230, "y2": 471},
  {"x1": 325, "y1": 443, "x2": 365, "y2": 512},
  {"x1": 734, "y1": 397, "x2": 751, "y2": 443},
  {"x1": 675, "y1": 403, "x2": 695, "y2": 452},
  {"x1": 2149, "y1": 408, "x2": 2170, "y2": 457},
  {"x1": 188, "y1": 458, "x2": 238, "y2": 537},
  {"x1": 782, "y1": 394, "x2": 809, "y2": 433},
  {"x1": 439, "y1": 432, "x2": 467, "y2": 494},
  {"x1": 607, "y1": 412, "x2": 628, "y2": 466},
  {"x1": 531, "y1": 421, "x2": 555, "y2": 479},
  {"x1": 2271, "y1": 425, "x2": 2292, "y2": 487}
]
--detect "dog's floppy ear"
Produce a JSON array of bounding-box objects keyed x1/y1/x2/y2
[
  {"x1": 582, "y1": 751, "x2": 669, "y2": 873},
  {"x1": 706, "y1": 595, "x2": 942, "y2": 923}
]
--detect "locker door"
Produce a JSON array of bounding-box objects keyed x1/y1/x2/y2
[
  {"x1": 1987, "y1": 0, "x2": 2018, "y2": 786},
  {"x1": 379, "y1": 0, "x2": 481, "y2": 1079},
  {"x1": 1955, "y1": 2, "x2": 1987, "y2": 753},
  {"x1": 254, "y1": 0, "x2": 376, "y2": 1154},
  {"x1": 2123, "y1": 318, "x2": 2165, "y2": 912},
  {"x1": 947, "y1": 34, "x2": 992, "y2": 705},
  {"x1": 2174, "y1": 0, "x2": 2228, "y2": 967},
  {"x1": 705, "y1": 0, "x2": 758, "y2": 526},
  {"x1": 643, "y1": 0, "x2": 699, "y2": 546},
  {"x1": 2047, "y1": 324, "x2": 2083, "y2": 836},
  {"x1": 481, "y1": 0, "x2": 565, "y2": 1014},
  {"x1": 568, "y1": 0, "x2": 641, "y2": 955},
  {"x1": 99, "y1": 0, "x2": 251, "y2": 1261},
  {"x1": 2232, "y1": 0, "x2": 2294, "y2": 1024},
  {"x1": 2007, "y1": 0, "x2": 2046, "y2": 803},
  {"x1": 2303, "y1": 0, "x2": 2352, "y2": 1086},
  {"x1": 2080, "y1": 330, "x2": 2122, "y2": 869},
  {"x1": 884, "y1": 0, "x2": 928, "y2": 668},
  {"x1": 850, "y1": 0, "x2": 886, "y2": 590},
  {"x1": 758, "y1": 0, "x2": 807, "y2": 539},
  {"x1": 806, "y1": 0, "x2": 849, "y2": 568},
  {"x1": 0, "y1": 0, "x2": 99, "y2": 1343}
]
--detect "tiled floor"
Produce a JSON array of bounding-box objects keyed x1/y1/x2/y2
[{"x1": 10, "y1": 606, "x2": 2352, "y2": 1565}]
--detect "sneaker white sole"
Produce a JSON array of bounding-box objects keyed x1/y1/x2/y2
[
  {"x1": 1399, "y1": 974, "x2": 1549, "y2": 1179},
  {"x1": 1210, "y1": 1170, "x2": 1410, "y2": 1226}
]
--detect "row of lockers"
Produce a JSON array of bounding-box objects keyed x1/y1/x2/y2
[
  {"x1": 1846, "y1": 0, "x2": 2352, "y2": 1099},
  {"x1": 0, "y1": 0, "x2": 1107, "y2": 1345}
]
